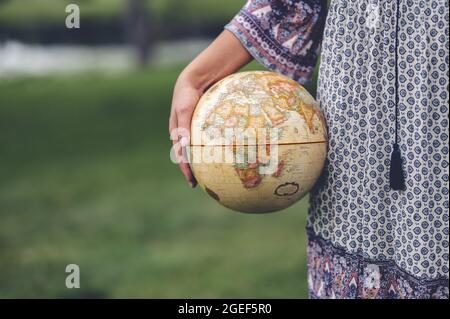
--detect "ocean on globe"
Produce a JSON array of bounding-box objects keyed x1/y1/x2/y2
[{"x1": 190, "y1": 71, "x2": 327, "y2": 213}]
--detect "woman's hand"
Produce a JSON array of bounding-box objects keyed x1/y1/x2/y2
[
  {"x1": 169, "y1": 30, "x2": 253, "y2": 187},
  {"x1": 169, "y1": 74, "x2": 202, "y2": 188}
]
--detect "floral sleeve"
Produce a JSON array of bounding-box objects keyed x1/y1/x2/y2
[{"x1": 225, "y1": 0, "x2": 327, "y2": 84}]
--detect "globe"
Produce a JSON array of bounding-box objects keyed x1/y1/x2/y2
[{"x1": 190, "y1": 71, "x2": 327, "y2": 213}]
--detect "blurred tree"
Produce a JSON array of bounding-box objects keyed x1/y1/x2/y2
[{"x1": 126, "y1": 0, "x2": 152, "y2": 65}]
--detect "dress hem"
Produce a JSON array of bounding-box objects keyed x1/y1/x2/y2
[{"x1": 307, "y1": 227, "x2": 449, "y2": 299}]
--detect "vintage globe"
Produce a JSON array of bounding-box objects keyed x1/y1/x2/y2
[{"x1": 190, "y1": 71, "x2": 327, "y2": 213}]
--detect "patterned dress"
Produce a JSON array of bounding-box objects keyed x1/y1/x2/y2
[{"x1": 226, "y1": 0, "x2": 449, "y2": 299}]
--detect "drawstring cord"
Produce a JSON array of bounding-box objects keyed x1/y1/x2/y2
[{"x1": 389, "y1": 0, "x2": 406, "y2": 191}]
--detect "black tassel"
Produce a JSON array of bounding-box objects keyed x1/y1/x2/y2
[
  {"x1": 390, "y1": 1, "x2": 406, "y2": 191},
  {"x1": 389, "y1": 143, "x2": 406, "y2": 191}
]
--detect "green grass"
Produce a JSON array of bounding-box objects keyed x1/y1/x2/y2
[{"x1": 0, "y1": 63, "x2": 316, "y2": 298}]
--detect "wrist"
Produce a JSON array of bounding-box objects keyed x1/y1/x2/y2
[{"x1": 179, "y1": 64, "x2": 215, "y2": 94}]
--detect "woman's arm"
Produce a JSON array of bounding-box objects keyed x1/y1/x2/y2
[{"x1": 169, "y1": 30, "x2": 253, "y2": 187}]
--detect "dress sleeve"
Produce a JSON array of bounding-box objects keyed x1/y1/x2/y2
[{"x1": 225, "y1": 0, "x2": 327, "y2": 84}]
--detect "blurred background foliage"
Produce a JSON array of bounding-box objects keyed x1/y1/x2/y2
[
  {"x1": 0, "y1": 0, "x2": 243, "y2": 25},
  {"x1": 0, "y1": 0, "x2": 244, "y2": 44},
  {"x1": 0, "y1": 0, "x2": 320, "y2": 298}
]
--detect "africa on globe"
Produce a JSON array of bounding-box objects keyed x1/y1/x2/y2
[{"x1": 189, "y1": 71, "x2": 327, "y2": 213}]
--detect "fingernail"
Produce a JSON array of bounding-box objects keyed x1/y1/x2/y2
[{"x1": 188, "y1": 182, "x2": 195, "y2": 188}]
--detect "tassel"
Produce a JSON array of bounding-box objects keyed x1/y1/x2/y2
[{"x1": 389, "y1": 143, "x2": 406, "y2": 191}]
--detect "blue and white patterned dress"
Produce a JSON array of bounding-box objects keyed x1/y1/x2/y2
[{"x1": 226, "y1": 0, "x2": 449, "y2": 299}]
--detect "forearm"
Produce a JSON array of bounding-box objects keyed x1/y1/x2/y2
[{"x1": 178, "y1": 30, "x2": 253, "y2": 93}]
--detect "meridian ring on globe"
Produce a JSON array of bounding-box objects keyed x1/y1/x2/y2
[{"x1": 190, "y1": 71, "x2": 328, "y2": 214}]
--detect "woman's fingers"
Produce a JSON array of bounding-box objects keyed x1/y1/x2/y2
[
  {"x1": 179, "y1": 159, "x2": 197, "y2": 188},
  {"x1": 169, "y1": 92, "x2": 198, "y2": 188},
  {"x1": 175, "y1": 102, "x2": 197, "y2": 187}
]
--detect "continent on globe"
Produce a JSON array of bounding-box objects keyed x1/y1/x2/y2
[{"x1": 190, "y1": 71, "x2": 327, "y2": 213}]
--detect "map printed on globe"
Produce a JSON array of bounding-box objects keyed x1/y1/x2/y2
[{"x1": 190, "y1": 71, "x2": 327, "y2": 213}]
